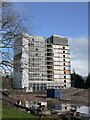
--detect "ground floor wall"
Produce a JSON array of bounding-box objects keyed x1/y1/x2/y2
[{"x1": 26, "y1": 81, "x2": 71, "y2": 92}]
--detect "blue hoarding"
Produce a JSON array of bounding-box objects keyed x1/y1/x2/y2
[{"x1": 47, "y1": 89, "x2": 61, "y2": 98}]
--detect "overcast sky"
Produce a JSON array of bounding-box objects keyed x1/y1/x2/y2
[{"x1": 14, "y1": 2, "x2": 88, "y2": 76}]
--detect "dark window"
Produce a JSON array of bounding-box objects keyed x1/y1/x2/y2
[
  {"x1": 65, "y1": 106, "x2": 67, "y2": 109},
  {"x1": 28, "y1": 43, "x2": 34, "y2": 46},
  {"x1": 64, "y1": 76, "x2": 66, "y2": 79},
  {"x1": 32, "y1": 58, "x2": 34, "y2": 61},
  {"x1": 28, "y1": 43, "x2": 31, "y2": 46},
  {"x1": 36, "y1": 53, "x2": 38, "y2": 56},
  {"x1": 63, "y1": 51, "x2": 65, "y2": 53},
  {"x1": 45, "y1": 53, "x2": 47, "y2": 56},
  {"x1": 20, "y1": 81, "x2": 21, "y2": 85},
  {"x1": 64, "y1": 84, "x2": 66, "y2": 87},
  {"x1": 63, "y1": 63, "x2": 65, "y2": 66},
  {"x1": 63, "y1": 59, "x2": 65, "y2": 62},
  {"x1": 63, "y1": 55, "x2": 65, "y2": 58},
  {"x1": 64, "y1": 67, "x2": 65, "y2": 70},
  {"x1": 64, "y1": 71, "x2": 66, "y2": 74},
  {"x1": 36, "y1": 48, "x2": 38, "y2": 51},
  {"x1": 64, "y1": 80, "x2": 66, "y2": 83},
  {"x1": 31, "y1": 43, "x2": 34, "y2": 46},
  {"x1": 63, "y1": 46, "x2": 65, "y2": 49},
  {"x1": 32, "y1": 38, "x2": 34, "y2": 41}
]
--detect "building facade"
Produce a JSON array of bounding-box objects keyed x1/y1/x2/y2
[
  {"x1": 46, "y1": 35, "x2": 71, "y2": 88},
  {"x1": 13, "y1": 34, "x2": 71, "y2": 92}
]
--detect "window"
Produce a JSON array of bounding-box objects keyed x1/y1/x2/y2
[
  {"x1": 28, "y1": 43, "x2": 31, "y2": 47},
  {"x1": 45, "y1": 53, "x2": 47, "y2": 56},
  {"x1": 63, "y1": 46, "x2": 65, "y2": 49},
  {"x1": 63, "y1": 59, "x2": 65, "y2": 62},
  {"x1": 64, "y1": 76, "x2": 66, "y2": 79},
  {"x1": 28, "y1": 43, "x2": 34, "y2": 46},
  {"x1": 64, "y1": 67, "x2": 65, "y2": 70},
  {"x1": 64, "y1": 84, "x2": 66, "y2": 87},
  {"x1": 32, "y1": 43, "x2": 34, "y2": 46},
  {"x1": 63, "y1": 55, "x2": 65, "y2": 58},
  {"x1": 36, "y1": 53, "x2": 38, "y2": 56},
  {"x1": 64, "y1": 71, "x2": 66, "y2": 74},
  {"x1": 63, "y1": 63, "x2": 65, "y2": 66},
  {"x1": 63, "y1": 51, "x2": 65, "y2": 53},
  {"x1": 36, "y1": 48, "x2": 38, "y2": 51},
  {"x1": 32, "y1": 38, "x2": 34, "y2": 41},
  {"x1": 64, "y1": 80, "x2": 66, "y2": 83},
  {"x1": 20, "y1": 81, "x2": 21, "y2": 85}
]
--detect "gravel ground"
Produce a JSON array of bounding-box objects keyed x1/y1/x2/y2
[
  {"x1": 6, "y1": 88, "x2": 89, "y2": 106},
  {"x1": 2, "y1": 77, "x2": 89, "y2": 105}
]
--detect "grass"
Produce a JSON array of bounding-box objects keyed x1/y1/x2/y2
[
  {"x1": 1, "y1": 101, "x2": 60, "y2": 120},
  {"x1": 0, "y1": 101, "x2": 2, "y2": 119},
  {"x1": 2, "y1": 101, "x2": 40, "y2": 119}
]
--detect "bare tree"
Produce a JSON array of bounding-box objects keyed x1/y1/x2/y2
[{"x1": 0, "y1": 2, "x2": 32, "y2": 74}]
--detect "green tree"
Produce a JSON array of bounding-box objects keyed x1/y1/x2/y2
[
  {"x1": 71, "y1": 71, "x2": 85, "y2": 88},
  {"x1": 85, "y1": 73, "x2": 90, "y2": 88}
]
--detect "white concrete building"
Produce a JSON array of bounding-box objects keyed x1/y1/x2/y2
[
  {"x1": 13, "y1": 34, "x2": 71, "y2": 92},
  {"x1": 46, "y1": 35, "x2": 71, "y2": 88}
]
